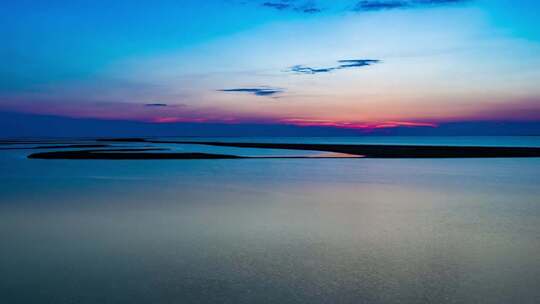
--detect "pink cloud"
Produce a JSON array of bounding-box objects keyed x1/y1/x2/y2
[{"x1": 280, "y1": 118, "x2": 437, "y2": 129}]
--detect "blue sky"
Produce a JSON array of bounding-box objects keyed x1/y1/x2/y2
[{"x1": 1, "y1": 0, "x2": 540, "y2": 131}]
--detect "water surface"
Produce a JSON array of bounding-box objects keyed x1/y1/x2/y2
[{"x1": 1, "y1": 137, "x2": 539, "y2": 303}]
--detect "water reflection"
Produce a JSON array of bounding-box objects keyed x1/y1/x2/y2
[{"x1": 0, "y1": 139, "x2": 539, "y2": 303}]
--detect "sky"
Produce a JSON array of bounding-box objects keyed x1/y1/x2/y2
[{"x1": 1, "y1": 0, "x2": 540, "y2": 134}]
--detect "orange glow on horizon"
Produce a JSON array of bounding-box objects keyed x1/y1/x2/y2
[
  {"x1": 280, "y1": 118, "x2": 438, "y2": 129},
  {"x1": 152, "y1": 117, "x2": 438, "y2": 129}
]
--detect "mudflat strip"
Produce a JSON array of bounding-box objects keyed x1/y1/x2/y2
[
  {"x1": 152, "y1": 140, "x2": 540, "y2": 158},
  {"x1": 24, "y1": 139, "x2": 540, "y2": 159},
  {"x1": 28, "y1": 149, "x2": 243, "y2": 160}
]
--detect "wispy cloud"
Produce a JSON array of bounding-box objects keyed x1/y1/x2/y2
[
  {"x1": 261, "y1": 1, "x2": 322, "y2": 13},
  {"x1": 145, "y1": 103, "x2": 168, "y2": 107},
  {"x1": 219, "y1": 87, "x2": 284, "y2": 97},
  {"x1": 280, "y1": 118, "x2": 437, "y2": 129},
  {"x1": 416, "y1": 0, "x2": 469, "y2": 4},
  {"x1": 337, "y1": 59, "x2": 381, "y2": 68},
  {"x1": 353, "y1": 0, "x2": 470, "y2": 12},
  {"x1": 289, "y1": 65, "x2": 335, "y2": 74},
  {"x1": 288, "y1": 59, "x2": 381, "y2": 74},
  {"x1": 262, "y1": 2, "x2": 291, "y2": 10},
  {"x1": 354, "y1": 1, "x2": 409, "y2": 11},
  {"x1": 249, "y1": 0, "x2": 469, "y2": 14}
]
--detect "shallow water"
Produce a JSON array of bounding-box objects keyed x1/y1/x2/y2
[{"x1": 1, "y1": 137, "x2": 539, "y2": 303}]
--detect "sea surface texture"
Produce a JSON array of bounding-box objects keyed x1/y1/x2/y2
[{"x1": 1, "y1": 137, "x2": 539, "y2": 304}]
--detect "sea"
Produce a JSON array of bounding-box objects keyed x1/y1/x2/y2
[{"x1": 1, "y1": 136, "x2": 539, "y2": 303}]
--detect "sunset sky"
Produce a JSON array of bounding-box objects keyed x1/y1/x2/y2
[{"x1": 2, "y1": 0, "x2": 540, "y2": 132}]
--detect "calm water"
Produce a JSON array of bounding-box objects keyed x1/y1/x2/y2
[{"x1": 1, "y1": 137, "x2": 539, "y2": 303}]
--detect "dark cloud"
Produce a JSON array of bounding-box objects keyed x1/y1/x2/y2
[
  {"x1": 261, "y1": 0, "x2": 323, "y2": 14},
  {"x1": 301, "y1": 7, "x2": 321, "y2": 13},
  {"x1": 337, "y1": 59, "x2": 381, "y2": 68},
  {"x1": 288, "y1": 59, "x2": 381, "y2": 74},
  {"x1": 238, "y1": 0, "x2": 470, "y2": 14},
  {"x1": 144, "y1": 103, "x2": 188, "y2": 108},
  {"x1": 416, "y1": 0, "x2": 469, "y2": 4},
  {"x1": 353, "y1": 0, "x2": 470, "y2": 12},
  {"x1": 219, "y1": 87, "x2": 284, "y2": 97},
  {"x1": 354, "y1": 1, "x2": 409, "y2": 11},
  {"x1": 262, "y1": 2, "x2": 291, "y2": 10},
  {"x1": 290, "y1": 65, "x2": 336, "y2": 74},
  {"x1": 145, "y1": 103, "x2": 168, "y2": 107},
  {"x1": 294, "y1": 1, "x2": 322, "y2": 13}
]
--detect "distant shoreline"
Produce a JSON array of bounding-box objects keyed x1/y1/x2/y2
[
  {"x1": 28, "y1": 150, "x2": 243, "y2": 160},
  {"x1": 24, "y1": 138, "x2": 540, "y2": 159}
]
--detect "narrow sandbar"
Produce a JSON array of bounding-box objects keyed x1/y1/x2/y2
[
  {"x1": 158, "y1": 141, "x2": 540, "y2": 158},
  {"x1": 28, "y1": 150, "x2": 243, "y2": 160}
]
